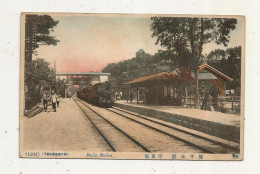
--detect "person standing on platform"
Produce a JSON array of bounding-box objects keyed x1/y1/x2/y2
[
  {"x1": 120, "y1": 91, "x2": 123, "y2": 100},
  {"x1": 42, "y1": 91, "x2": 49, "y2": 112},
  {"x1": 51, "y1": 91, "x2": 58, "y2": 112},
  {"x1": 130, "y1": 91, "x2": 133, "y2": 103},
  {"x1": 201, "y1": 89, "x2": 210, "y2": 110},
  {"x1": 126, "y1": 92, "x2": 129, "y2": 103},
  {"x1": 56, "y1": 92, "x2": 60, "y2": 108}
]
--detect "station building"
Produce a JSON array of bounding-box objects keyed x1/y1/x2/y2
[{"x1": 125, "y1": 64, "x2": 233, "y2": 106}]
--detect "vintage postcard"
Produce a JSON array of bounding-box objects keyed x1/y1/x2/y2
[{"x1": 20, "y1": 13, "x2": 244, "y2": 160}]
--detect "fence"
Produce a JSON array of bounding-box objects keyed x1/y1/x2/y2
[
  {"x1": 182, "y1": 95, "x2": 241, "y2": 114},
  {"x1": 218, "y1": 96, "x2": 240, "y2": 113}
]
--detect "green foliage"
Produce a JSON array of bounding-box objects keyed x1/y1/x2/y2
[
  {"x1": 207, "y1": 49, "x2": 226, "y2": 60},
  {"x1": 25, "y1": 58, "x2": 67, "y2": 109},
  {"x1": 226, "y1": 46, "x2": 241, "y2": 60},
  {"x1": 150, "y1": 17, "x2": 237, "y2": 68},
  {"x1": 153, "y1": 50, "x2": 192, "y2": 69},
  {"x1": 207, "y1": 46, "x2": 241, "y2": 93},
  {"x1": 25, "y1": 14, "x2": 59, "y2": 62},
  {"x1": 24, "y1": 15, "x2": 60, "y2": 109},
  {"x1": 150, "y1": 17, "x2": 237, "y2": 107},
  {"x1": 102, "y1": 49, "x2": 173, "y2": 93},
  {"x1": 25, "y1": 58, "x2": 54, "y2": 109},
  {"x1": 55, "y1": 78, "x2": 68, "y2": 97}
]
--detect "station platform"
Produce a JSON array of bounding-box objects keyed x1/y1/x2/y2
[
  {"x1": 22, "y1": 98, "x2": 111, "y2": 151},
  {"x1": 114, "y1": 100, "x2": 241, "y2": 143}
]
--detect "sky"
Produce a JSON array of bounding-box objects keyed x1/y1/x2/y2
[{"x1": 33, "y1": 14, "x2": 243, "y2": 73}]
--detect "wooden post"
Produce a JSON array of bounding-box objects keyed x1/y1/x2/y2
[
  {"x1": 185, "y1": 87, "x2": 188, "y2": 107},
  {"x1": 231, "y1": 99, "x2": 234, "y2": 112},
  {"x1": 137, "y1": 87, "x2": 139, "y2": 104},
  {"x1": 128, "y1": 85, "x2": 130, "y2": 103},
  {"x1": 220, "y1": 97, "x2": 223, "y2": 111},
  {"x1": 155, "y1": 83, "x2": 159, "y2": 105},
  {"x1": 129, "y1": 85, "x2": 132, "y2": 103},
  {"x1": 190, "y1": 95, "x2": 191, "y2": 107},
  {"x1": 223, "y1": 81, "x2": 226, "y2": 96},
  {"x1": 180, "y1": 82, "x2": 183, "y2": 106}
]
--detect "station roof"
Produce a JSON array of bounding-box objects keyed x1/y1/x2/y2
[
  {"x1": 126, "y1": 64, "x2": 233, "y2": 85},
  {"x1": 199, "y1": 64, "x2": 233, "y2": 81},
  {"x1": 56, "y1": 72, "x2": 111, "y2": 76},
  {"x1": 192, "y1": 71, "x2": 217, "y2": 80},
  {"x1": 126, "y1": 72, "x2": 174, "y2": 85}
]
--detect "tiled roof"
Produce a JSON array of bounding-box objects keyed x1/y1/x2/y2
[
  {"x1": 191, "y1": 71, "x2": 217, "y2": 80},
  {"x1": 199, "y1": 64, "x2": 233, "y2": 81},
  {"x1": 198, "y1": 72, "x2": 217, "y2": 80},
  {"x1": 126, "y1": 72, "x2": 173, "y2": 84},
  {"x1": 126, "y1": 64, "x2": 233, "y2": 85},
  {"x1": 56, "y1": 72, "x2": 111, "y2": 76}
]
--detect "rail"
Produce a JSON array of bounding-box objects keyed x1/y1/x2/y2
[
  {"x1": 107, "y1": 106, "x2": 239, "y2": 154},
  {"x1": 106, "y1": 108, "x2": 219, "y2": 153},
  {"x1": 76, "y1": 99, "x2": 152, "y2": 152}
]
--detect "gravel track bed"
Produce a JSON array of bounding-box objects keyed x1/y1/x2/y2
[
  {"x1": 77, "y1": 101, "x2": 145, "y2": 152},
  {"x1": 82, "y1": 101, "x2": 203, "y2": 153},
  {"x1": 108, "y1": 107, "x2": 238, "y2": 154}
]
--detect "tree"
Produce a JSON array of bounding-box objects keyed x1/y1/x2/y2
[
  {"x1": 25, "y1": 14, "x2": 59, "y2": 62},
  {"x1": 102, "y1": 49, "x2": 155, "y2": 94},
  {"x1": 151, "y1": 17, "x2": 237, "y2": 108},
  {"x1": 55, "y1": 78, "x2": 68, "y2": 97},
  {"x1": 207, "y1": 46, "x2": 241, "y2": 94},
  {"x1": 24, "y1": 15, "x2": 59, "y2": 109},
  {"x1": 153, "y1": 49, "x2": 193, "y2": 72},
  {"x1": 207, "y1": 49, "x2": 226, "y2": 60},
  {"x1": 25, "y1": 58, "x2": 56, "y2": 109},
  {"x1": 226, "y1": 46, "x2": 241, "y2": 61},
  {"x1": 25, "y1": 58, "x2": 69, "y2": 109}
]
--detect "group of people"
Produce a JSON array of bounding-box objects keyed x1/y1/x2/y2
[
  {"x1": 114, "y1": 91, "x2": 123, "y2": 101},
  {"x1": 42, "y1": 91, "x2": 60, "y2": 112}
]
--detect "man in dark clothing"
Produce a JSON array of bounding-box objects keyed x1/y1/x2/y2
[
  {"x1": 201, "y1": 89, "x2": 210, "y2": 110},
  {"x1": 51, "y1": 91, "x2": 58, "y2": 112},
  {"x1": 130, "y1": 91, "x2": 133, "y2": 103},
  {"x1": 56, "y1": 92, "x2": 60, "y2": 108},
  {"x1": 43, "y1": 91, "x2": 49, "y2": 112}
]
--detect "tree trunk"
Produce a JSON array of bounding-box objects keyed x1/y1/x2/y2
[
  {"x1": 195, "y1": 67, "x2": 200, "y2": 108},
  {"x1": 185, "y1": 86, "x2": 188, "y2": 103},
  {"x1": 195, "y1": 18, "x2": 204, "y2": 109}
]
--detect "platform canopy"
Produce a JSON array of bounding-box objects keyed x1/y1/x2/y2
[
  {"x1": 56, "y1": 72, "x2": 111, "y2": 76},
  {"x1": 56, "y1": 72, "x2": 111, "y2": 85},
  {"x1": 125, "y1": 64, "x2": 233, "y2": 97},
  {"x1": 199, "y1": 64, "x2": 233, "y2": 82},
  {"x1": 126, "y1": 72, "x2": 173, "y2": 86}
]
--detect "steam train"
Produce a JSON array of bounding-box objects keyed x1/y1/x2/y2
[{"x1": 77, "y1": 81, "x2": 113, "y2": 107}]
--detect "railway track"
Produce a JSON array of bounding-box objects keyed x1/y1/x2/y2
[
  {"x1": 76, "y1": 98, "x2": 239, "y2": 154},
  {"x1": 105, "y1": 106, "x2": 240, "y2": 154},
  {"x1": 74, "y1": 99, "x2": 151, "y2": 152},
  {"x1": 77, "y1": 100, "x2": 207, "y2": 153}
]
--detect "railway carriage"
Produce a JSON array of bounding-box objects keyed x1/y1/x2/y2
[{"x1": 77, "y1": 81, "x2": 113, "y2": 107}]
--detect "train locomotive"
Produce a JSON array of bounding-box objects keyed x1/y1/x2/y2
[{"x1": 77, "y1": 81, "x2": 113, "y2": 107}]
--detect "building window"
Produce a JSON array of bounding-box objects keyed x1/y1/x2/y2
[{"x1": 170, "y1": 85, "x2": 174, "y2": 98}]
